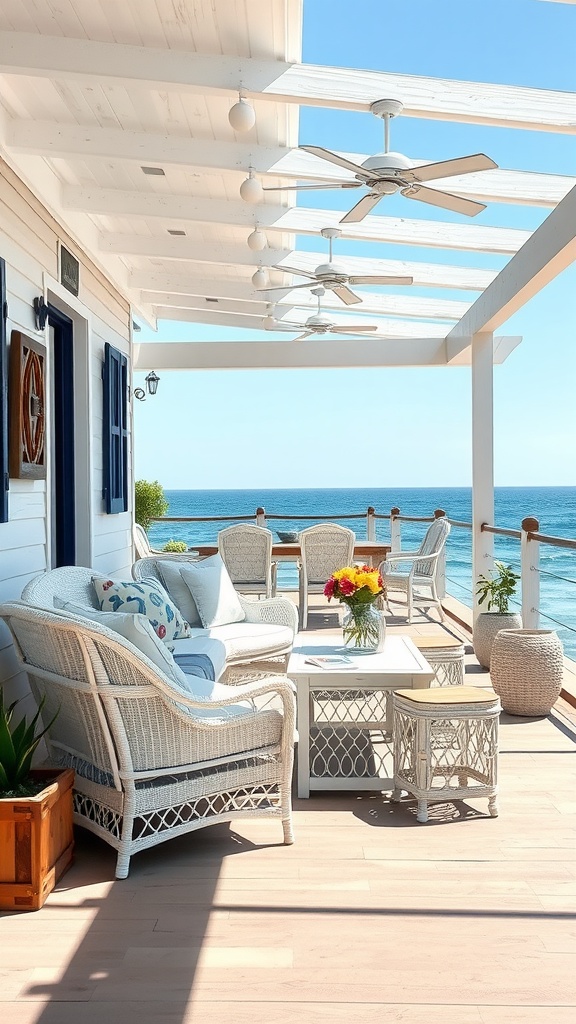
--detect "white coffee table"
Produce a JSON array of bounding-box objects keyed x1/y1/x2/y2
[{"x1": 288, "y1": 635, "x2": 434, "y2": 797}]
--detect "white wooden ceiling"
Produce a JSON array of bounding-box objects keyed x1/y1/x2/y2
[{"x1": 0, "y1": 0, "x2": 574, "y2": 365}]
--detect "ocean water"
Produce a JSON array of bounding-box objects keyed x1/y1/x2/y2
[{"x1": 149, "y1": 487, "x2": 576, "y2": 659}]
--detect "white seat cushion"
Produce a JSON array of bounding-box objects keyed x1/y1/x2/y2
[{"x1": 182, "y1": 622, "x2": 293, "y2": 664}]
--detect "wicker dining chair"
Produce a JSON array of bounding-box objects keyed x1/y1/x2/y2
[
  {"x1": 380, "y1": 517, "x2": 451, "y2": 622},
  {"x1": 297, "y1": 523, "x2": 355, "y2": 630},
  {"x1": 218, "y1": 524, "x2": 277, "y2": 598},
  {"x1": 0, "y1": 601, "x2": 296, "y2": 879}
]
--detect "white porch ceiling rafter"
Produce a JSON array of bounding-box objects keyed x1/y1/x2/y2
[
  {"x1": 145, "y1": 289, "x2": 469, "y2": 322},
  {"x1": 62, "y1": 186, "x2": 530, "y2": 255},
  {"x1": 104, "y1": 239, "x2": 497, "y2": 292},
  {"x1": 1, "y1": 32, "x2": 574, "y2": 132},
  {"x1": 9, "y1": 123, "x2": 573, "y2": 208}
]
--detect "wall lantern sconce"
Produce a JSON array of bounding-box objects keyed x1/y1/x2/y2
[
  {"x1": 33, "y1": 296, "x2": 49, "y2": 331},
  {"x1": 134, "y1": 370, "x2": 160, "y2": 402}
]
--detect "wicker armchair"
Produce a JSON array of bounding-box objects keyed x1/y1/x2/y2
[
  {"x1": 297, "y1": 524, "x2": 355, "y2": 630},
  {"x1": 0, "y1": 601, "x2": 296, "y2": 879},
  {"x1": 380, "y1": 517, "x2": 451, "y2": 622},
  {"x1": 218, "y1": 524, "x2": 277, "y2": 598}
]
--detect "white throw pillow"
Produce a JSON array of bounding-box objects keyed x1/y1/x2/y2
[
  {"x1": 92, "y1": 576, "x2": 191, "y2": 641},
  {"x1": 180, "y1": 554, "x2": 245, "y2": 629},
  {"x1": 157, "y1": 559, "x2": 202, "y2": 627},
  {"x1": 53, "y1": 600, "x2": 191, "y2": 690}
]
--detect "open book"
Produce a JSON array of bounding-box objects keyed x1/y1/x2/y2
[{"x1": 304, "y1": 655, "x2": 355, "y2": 668}]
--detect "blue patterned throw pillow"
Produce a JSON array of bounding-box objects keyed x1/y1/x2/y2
[{"x1": 92, "y1": 576, "x2": 192, "y2": 642}]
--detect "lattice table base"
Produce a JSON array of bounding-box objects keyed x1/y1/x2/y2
[{"x1": 392, "y1": 686, "x2": 500, "y2": 823}]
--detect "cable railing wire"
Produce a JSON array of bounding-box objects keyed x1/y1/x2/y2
[
  {"x1": 536, "y1": 568, "x2": 576, "y2": 586},
  {"x1": 537, "y1": 608, "x2": 576, "y2": 634}
]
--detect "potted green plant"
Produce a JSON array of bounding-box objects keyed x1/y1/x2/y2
[
  {"x1": 162, "y1": 539, "x2": 188, "y2": 553},
  {"x1": 134, "y1": 479, "x2": 168, "y2": 534},
  {"x1": 0, "y1": 691, "x2": 74, "y2": 911},
  {"x1": 473, "y1": 561, "x2": 522, "y2": 669}
]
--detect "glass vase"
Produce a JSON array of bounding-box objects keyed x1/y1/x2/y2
[{"x1": 342, "y1": 601, "x2": 386, "y2": 653}]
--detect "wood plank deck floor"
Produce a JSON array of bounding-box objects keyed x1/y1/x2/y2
[{"x1": 2, "y1": 597, "x2": 575, "y2": 1024}]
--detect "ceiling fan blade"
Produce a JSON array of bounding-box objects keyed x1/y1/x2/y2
[
  {"x1": 404, "y1": 153, "x2": 498, "y2": 184},
  {"x1": 293, "y1": 331, "x2": 314, "y2": 342},
  {"x1": 299, "y1": 145, "x2": 372, "y2": 180},
  {"x1": 332, "y1": 285, "x2": 361, "y2": 306},
  {"x1": 348, "y1": 275, "x2": 413, "y2": 286},
  {"x1": 402, "y1": 184, "x2": 486, "y2": 218},
  {"x1": 262, "y1": 182, "x2": 359, "y2": 192},
  {"x1": 332, "y1": 325, "x2": 378, "y2": 334},
  {"x1": 274, "y1": 265, "x2": 318, "y2": 280},
  {"x1": 340, "y1": 192, "x2": 382, "y2": 224}
]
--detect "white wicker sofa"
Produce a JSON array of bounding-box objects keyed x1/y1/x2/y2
[
  {"x1": 21, "y1": 561, "x2": 298, "y2": 678},
  {"x1": 0, "y1": 600, "x2": 296, "y2": 879},
  {"x1": 131, "y1": 554, "x2": 298, "y2": 670}
]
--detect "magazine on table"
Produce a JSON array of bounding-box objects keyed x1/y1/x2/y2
[{"x1": 304, "y1": 654, "x2": 355, "y2": 669}]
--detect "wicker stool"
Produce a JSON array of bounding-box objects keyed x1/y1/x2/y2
[
  {"x1": 392, "y1": 686, "x2": 501, "y2": 823},
  {"x1": 412, "y1": 634, "x2": 465, "y2": 687}
]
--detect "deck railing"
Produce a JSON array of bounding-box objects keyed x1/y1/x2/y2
[{"x1": 152, "y1": 505, "x2": 576, "y2": 645}]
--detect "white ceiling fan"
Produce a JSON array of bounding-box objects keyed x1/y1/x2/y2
[
  {"x1": 264, "y1": 99, "x2": 498, "y2": 223},
  {"x1": 263, "y1": 287, "x2": 380, "y2": 341},
  {"x1": 257, "y1": 226, "x2": 413, "y2": 305}
]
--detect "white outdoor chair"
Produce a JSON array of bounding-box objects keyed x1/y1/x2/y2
[
  {"x1": 0, "y1": 601, "x2": 296, "y2": 879},
  {"x1": 297, "y1": 524, "x2": 355, "y2": 630},
  {"x1": 133, "y1": 522, "x2": 161, "y2": 560},
  {"x1": 380, "y1": 517, "x2": 451, "y2": 622},
  {"x1": 218, "y1": 524, "x2": 277, "y2": 598}
]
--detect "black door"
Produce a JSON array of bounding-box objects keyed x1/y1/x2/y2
[{"x1": 48, "y1": 305, "x2": 75, "y2": 566}]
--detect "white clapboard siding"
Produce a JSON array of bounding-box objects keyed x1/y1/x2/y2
[{"x1": 0, "y1": 162, "x2": 132, "y2": 704}]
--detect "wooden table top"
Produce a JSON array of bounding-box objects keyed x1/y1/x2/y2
[{"x1": 190, "y1": 540, "x2": 391, "y2": 563}]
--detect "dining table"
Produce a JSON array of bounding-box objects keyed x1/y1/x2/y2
[{"x1": 189, "y1": 540, "x2": 391, "y2": 567}]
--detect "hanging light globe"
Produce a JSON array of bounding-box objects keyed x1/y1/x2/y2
[
  {"x1": 228, "y1": 96, "x2": 256, "y2": 132},
  {"x1": 240, "y1": 171, "x2": 263, "y2": 204},
  {"x1": 247, "y1": 227, "x2": 267, "y2": 251},
  {"x1": 252, "y1": 267, "x2": 269, "y2": 289}
]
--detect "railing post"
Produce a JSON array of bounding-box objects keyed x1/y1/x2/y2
[
  {"x1": 434, "y1": 509, "x2": 447, "y2": 599},
  {"x1": 521, "y1": 516, "x2": 540, "y2": 628},
  {"x1": 390, "y1": 507, "x2": 401, "y2": 552},
  {"x1": 366, "y1": 506, "x2": 376, "y2": 542},
  {"x1": 256, "y1": 506, "x2": 266, "y2": 528}
]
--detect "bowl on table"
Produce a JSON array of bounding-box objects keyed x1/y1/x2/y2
[{"x1": 277, "y1": 531, "x2": 299, "y2": 544}]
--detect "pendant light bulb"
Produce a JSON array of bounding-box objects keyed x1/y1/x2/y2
[
  {"x1": 240, "y1": 168, "x2": 263, "y2": 204},
  {"x1": 263, "y1": 304, "x2": 276, "y2": 330},
  {"x1": 247, "y1": 227, "x2": 267, "y2": 251},
  {"x1": 252, "y1": 267, "x2": 269, "y2": 290},
  {"x1": 228, "y1": 94, "x2": 256, "y2": 133}
]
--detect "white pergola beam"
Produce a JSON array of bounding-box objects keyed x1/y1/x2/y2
[
  {"x1": 134, "y1": 337, "x2": 521, "y2": 371},
  {"x1": 1, "y1": 33, "x2": 574, "y2": 132},
  {"x1": 106, "y1": 239, "x2": 497, "y2": 291},
  {"x1": 145, "y1": 289, "x2": 468, "y2": 322},
  {"x1": 447, "y1": 184, "x2": 576, "y2": 360},
  {"x1": 62, "y1": 185, "x2": 530, "y2": 254},
  {"x1": 151, "y1": 306, "x2": 449, "y2": 339},
  {"x1": 9, "y1": 123, "x2": 573, "y2": 208}
]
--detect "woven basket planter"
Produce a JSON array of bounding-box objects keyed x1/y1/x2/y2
[
  {"x1": 473, "y1": 611, "x2": 522, "y2": 670},
  {"x1": 490, "y1": 629, "x2": 564, "y2": 717}
]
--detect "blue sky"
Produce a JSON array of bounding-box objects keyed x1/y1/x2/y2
[{"x1": 134, "y1": 0, "x2": 576, "y2": 489}]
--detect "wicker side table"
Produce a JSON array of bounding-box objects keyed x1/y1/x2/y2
[
  {"x1": 412, "y1": 634, "x2": 465, "y2": 687},
  {"x1": 392, "y1": 686, "x2": 501, "y2": 823},
  {"x1": 490, "y1": 628, "x2": 564, "y2": 716}
]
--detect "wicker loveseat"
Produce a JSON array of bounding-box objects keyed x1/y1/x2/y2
[{"x1": 0, "y1": 601, "x2": 296, "y2": 879}]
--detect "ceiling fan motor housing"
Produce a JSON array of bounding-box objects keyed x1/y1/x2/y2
[
  {"x1": 305, "y1": 314, "x2": 333, "y2": 331},
  {"x1": 314, "y1": 261, "x2": 350, "y2": 284}
]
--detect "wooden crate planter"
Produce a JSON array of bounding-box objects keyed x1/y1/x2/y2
[{"x1": 0, "y1": 768, "x2": 74, "y2": 911}]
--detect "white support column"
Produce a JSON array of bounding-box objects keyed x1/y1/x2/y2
[
  {"x1": 256, "y1": 507, "x2": 266, "y2": 528},
  {"x1": 390, "y1": 508, "x2": 401, "y2": 552},
  {"x1": 367, "y1": 506, "x2": 376, "y2": 542},
  {"x1": 521, "y1": 517, "x2": 540, "y2": 628},
  {"x1": 471, "y1": 332, "x2": 495, "y2": 623}
]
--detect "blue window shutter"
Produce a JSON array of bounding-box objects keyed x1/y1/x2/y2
[
  {"x1": 103, "y1": 342, "x2": 128, "y2": 514},
  {"x1": 0, "y1": 257, "x2": 8, "y2": 524}
]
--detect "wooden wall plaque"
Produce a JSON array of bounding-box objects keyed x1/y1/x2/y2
[{"x1": 9, "y1": 330, "x2": 46, "y2": 479}]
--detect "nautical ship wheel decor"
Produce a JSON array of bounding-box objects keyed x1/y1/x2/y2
[{"x1": 9, "y1": 331, "x2": 47, "y2": 479}]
